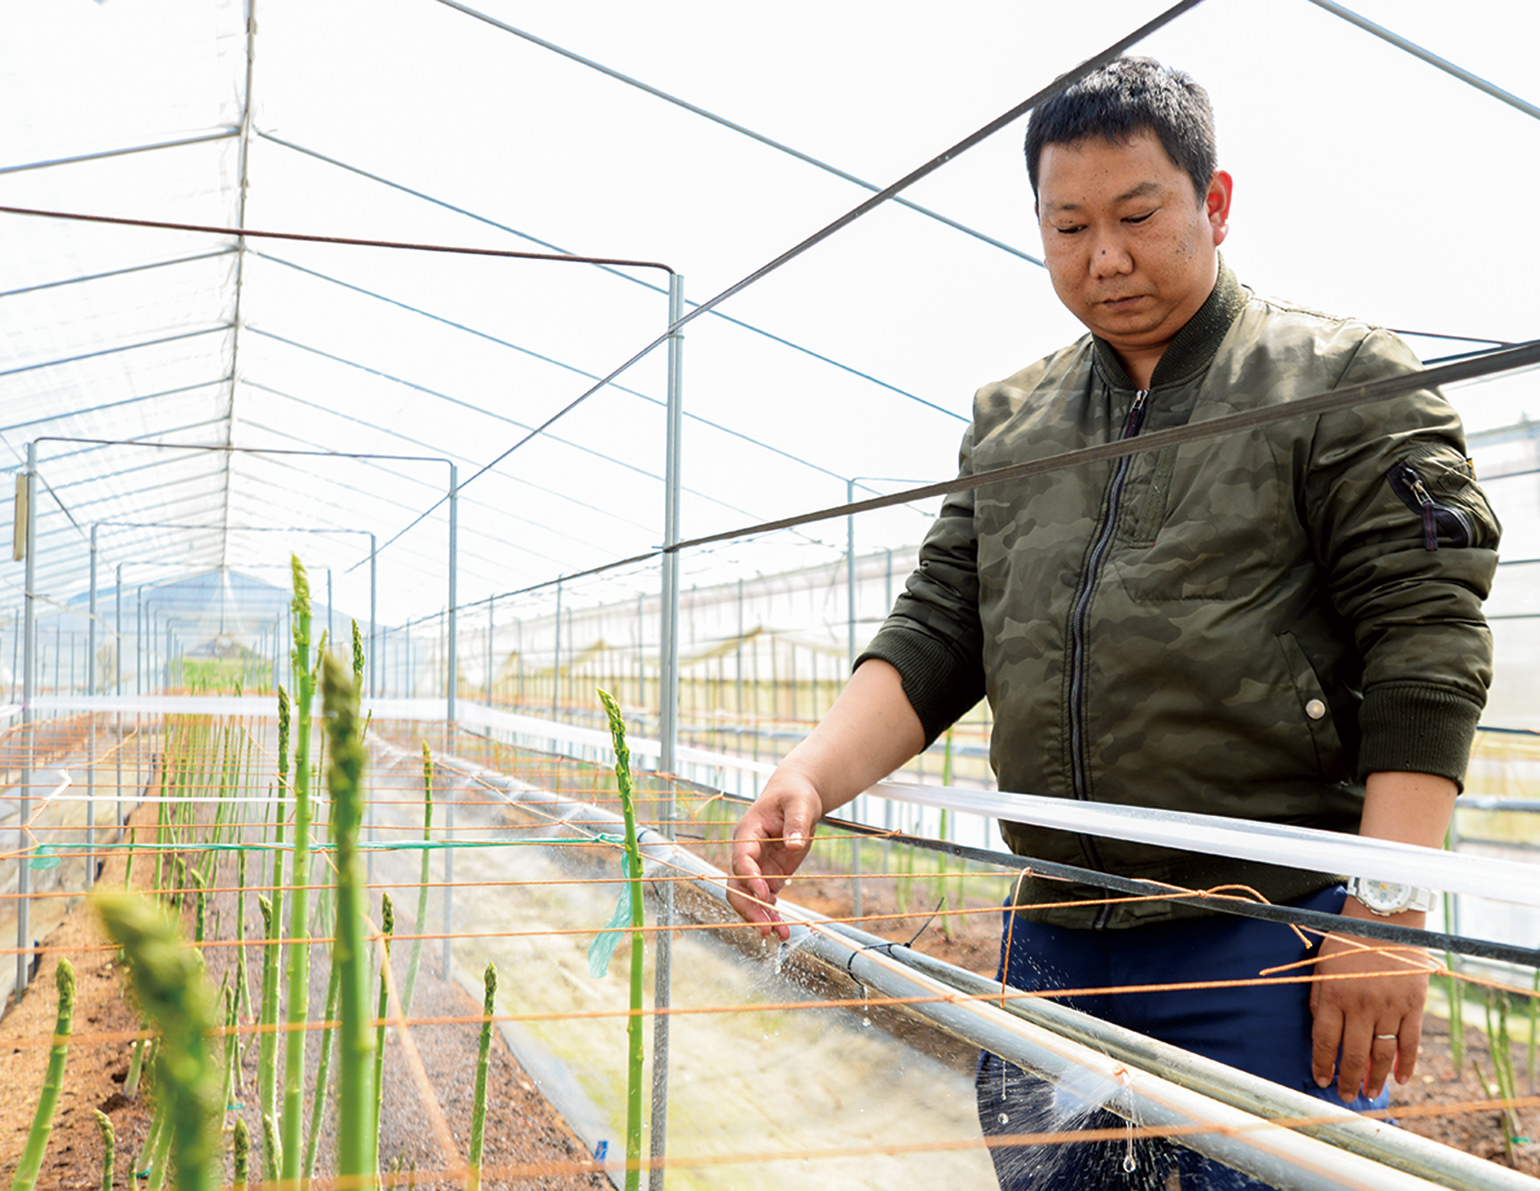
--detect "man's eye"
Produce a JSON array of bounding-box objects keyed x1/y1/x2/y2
[
  {"x1": 1124, "y1": 211, "x2": 1155, "y2": 224},
  {"x1": 1055, "y1": 225, "x2": 1083, "y2": 235}
]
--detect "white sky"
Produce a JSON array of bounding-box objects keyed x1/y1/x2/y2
[{"x1": 2, "y1": 0, "x2": 1538, "y2": 689}]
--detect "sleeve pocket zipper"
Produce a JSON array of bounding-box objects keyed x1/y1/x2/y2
[{"x1": 1387, "y1": 461, "x2": 1474, "y2": 551}]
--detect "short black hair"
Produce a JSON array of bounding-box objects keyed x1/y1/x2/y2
[{"x1": 1024, "y1": 57, "x2": 1217, "y2": 201}]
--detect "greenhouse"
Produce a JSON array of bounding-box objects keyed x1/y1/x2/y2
[{"x1": 3, "y1": 0, "x2": 1538, "y2": 1188}]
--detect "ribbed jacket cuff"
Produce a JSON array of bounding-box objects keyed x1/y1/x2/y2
[
  {"x1": 857, "y1": 625, "x2": 984, "y2": 748},
  {"x1": 1357, "y1": 683, "x2": 1484, "y2": 789}
]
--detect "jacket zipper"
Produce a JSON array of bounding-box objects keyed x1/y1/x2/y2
[
  {"x1": 1067, "y1": 388, "x2": 1147, "y2": 927},
  {"x1": 1388, "y1": 461, "x2": 1474, "y2": 551}
]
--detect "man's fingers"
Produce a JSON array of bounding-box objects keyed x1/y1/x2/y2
[
  {"x1": 1336, "y1": 1019, "x2": 1374, "y2": 1101},
  {"x1": 1394, "y1": 1019, "x2": 1422, "y2": 1084},
  {"x1": 725, "y1": 873, "x2": 788, "y2": 940},
  {"x1": 1311, "y1": 1003, "x2": 1344, "y2": 1090},
  {"x1": 782, "y1": 811, "x2": 813, "y2": 852},
  {"x1": 1363, "y1": 1030, "x2": 1401, "y2": 1099}
]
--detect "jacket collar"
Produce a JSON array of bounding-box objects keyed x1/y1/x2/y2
[{"x1": 1091, "y1": 259, "x2": 1247, "y2": 390}]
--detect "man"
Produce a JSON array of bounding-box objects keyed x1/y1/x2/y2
[{"x1": 727, "y1": 57, "x2": 1499, "y2": 1188}]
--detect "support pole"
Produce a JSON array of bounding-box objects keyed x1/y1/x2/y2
[
  {"x1": 15, "y1": 442, "x2": 37, "y2": 997},
  {"x1": 443, "y1": 469, "x2": 459, "y2": 982},
  {"x1": 551, "y1": 578, "x2": 562, "y2": 723},
  {"x1": 487, "y1": 594, "x2": 495, "y2": 707},
  {"x1": 649, "y1": 272, "x2": 685, "y2": 1190},
  {"x1": 447, "y1": 464, "x2": 459, "y2": 725},
  {"x1": 845, "y1": 481, "x2": 863, "y2": 919},
  {"x1": 369, "y1": 532, "x2": 378, "y2": 699},
  {"x1": 367, "y1": 532, "x2": 378, "y2": 883},
  {"x1": 87, "y1": 526, "x2": 98, "y2": 887},
  {"x1": 115, "y1": 564, "x2": 123, "y2": 830}
]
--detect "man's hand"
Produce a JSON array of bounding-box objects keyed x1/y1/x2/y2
[
  {"x1": 727, "y1": 773, "x2": 825, "y2": 941},
  {"x1": 1309, "y1": 897, "x2": 1436, "y2": 1102},
  {"x1": 1309, "y1": 769, "x2": 1456, "y2": 1101},
  {"x1": 725, "y1": 659, "x2": 925, "y2": 941}
]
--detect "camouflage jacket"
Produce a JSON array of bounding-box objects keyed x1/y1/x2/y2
[{"x1": 860, "y1": 265, "x2": 1500, "y2": 928}]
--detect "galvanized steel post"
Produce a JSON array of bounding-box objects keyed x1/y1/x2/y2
[
  {"x1": 444, "y1": 467, "x2": 459, "y2": 980},
  {"x1": 15, "y1": 442, "x2": 37, "y2": 996},
  {"x1": 551, "y1": 577, "x2": 562, "y2": 723},
  {"x1": 649, "y1": 271, "x2": 685, "y2": 1191},
  {"x1": 87, "y1": 525, "x2": 97, "y2": 887},
  {"x1": 369, "y1": 531, "x2": 378, "y2": 699},
  {"x1": 115, "y1": 564, "x2": 123, "y2": 828},
  {"x1": 367, "y1": 531, "x2": 378, "y2": 884},
  {"x1": 845, "y1": 480, "x2": 862, "y2": 918},
  {"x1": 448, "y1": 463, "x2": 459, "y2": 725}
]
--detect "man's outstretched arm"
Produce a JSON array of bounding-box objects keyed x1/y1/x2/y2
[{"x1": 727, "y1": 659, "x2": 926, "y2": 940}]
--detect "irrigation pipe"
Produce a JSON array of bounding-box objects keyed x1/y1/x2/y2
[
  {"x1": 430, "y1": 746, "x2": 1518, "y2": 1191},
  {"x1": 871, "y1": 937, "x2": 1540, "y2": 1191}
]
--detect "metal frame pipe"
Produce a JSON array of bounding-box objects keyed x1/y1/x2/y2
[
  {"x1": 15, "y1": 442, "x2": 38, "y2": 996},
  {"x1": 442, "y1": 462, "x2": 460, "y2": 980},
  {"x1": 114, "y1": 564, "x2": 122, "y2": 827},
  {"x1": 887, "y1": 947, "x2": 1539, "y2": 1191},
  {"x1": 649, "y1": 271, "x2": 685, "y2": 1189},
  {"x1": 87, "y1": 526, "x2": 97, "y2": 886},
  {"x1": 447, "y1": 462, "x2": 459, "y2": 725}
]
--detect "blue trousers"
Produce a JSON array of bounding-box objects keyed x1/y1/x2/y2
[{"x1": 975, "y1": 885, "x2": 1389, "y2": 1190}]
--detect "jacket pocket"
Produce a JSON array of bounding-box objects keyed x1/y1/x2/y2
[
  {"x1": 1277, "y1": 631, "x2": 1349, "y2": 782},
  {"x1": 1385, "y1": 452, "x2": 1495, "y2": 551}
]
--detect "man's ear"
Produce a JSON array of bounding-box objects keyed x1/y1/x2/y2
[{"x1": 1206, "y1": 170, "x2": 1233, "y2": 247}]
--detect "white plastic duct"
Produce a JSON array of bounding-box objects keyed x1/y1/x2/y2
[{"x1": 869, "y1": 778, "x2": 1540, "y2": 908}]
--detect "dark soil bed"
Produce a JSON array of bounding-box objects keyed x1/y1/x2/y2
[{"x1": 1, "y1": 803, "x2": 609, "y2": 1191}]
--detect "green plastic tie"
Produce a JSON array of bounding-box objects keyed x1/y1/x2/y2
[
  {"x1": 28, "y1": 845, "x2": 61, "y2": 870},
  {"x1": 587, "y1": 854, "x2": 635, "y2": 978}
]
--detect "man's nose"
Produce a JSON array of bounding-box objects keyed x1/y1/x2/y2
[{"x1": 1089, "y1": 233, "x2": 1133, "y2": 278}]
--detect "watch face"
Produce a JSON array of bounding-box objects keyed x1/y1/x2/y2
[{"x1": 1355, "y1": 877, "x2": 1411, "y2": 914}]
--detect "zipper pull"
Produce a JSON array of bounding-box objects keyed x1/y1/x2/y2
[
  {"x1": 1122, "y1": 389, "x2": 1149, "y2": 440},
  {"x1": 1407, "y1": 470, "x2": 1440, "y2": 551}
]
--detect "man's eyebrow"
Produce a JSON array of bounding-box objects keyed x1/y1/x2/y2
[
  {"x1": 1043, "y1": 180, "x2": 1167, "y2": 213},
  {"x1": 1114, "y1": 180, "x2": 1164, "y2": 203}
]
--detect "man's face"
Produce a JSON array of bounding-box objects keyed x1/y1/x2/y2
[{"x1": 1036, "y1": 131, "x2": 1230, "y2": 368}]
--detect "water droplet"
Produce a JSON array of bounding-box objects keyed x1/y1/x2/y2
[
  {"x1": 861, "y1": 1016, "x2": 871, "y2": 1028},
  {"x1": 1123, "y1": 1154, "x2": 1138, "y2": 1175},
  {"x1": 998, "y1": 1113, "x2": 1010, "y2": 1125}
]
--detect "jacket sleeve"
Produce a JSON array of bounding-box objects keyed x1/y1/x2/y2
[
  {"x1": 1304, "y1": 328, "x2": 1500, "y2": 786},
  {"x1": 856, "y1": 422, "x2": 988, "y2": 747}
]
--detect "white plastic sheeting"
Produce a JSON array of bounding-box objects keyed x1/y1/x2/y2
[{"x1": 2, "y1": 0, "x2": 1539, "y2": 722}]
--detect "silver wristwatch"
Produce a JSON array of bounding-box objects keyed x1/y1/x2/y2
[{"x1": 1346, "y1": 875, "x2": 1435, "y2": 917}]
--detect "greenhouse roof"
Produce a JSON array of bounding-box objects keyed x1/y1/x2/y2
[{"x1": 2, "y1": 0, "x2": 1537, "y2": 637}]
